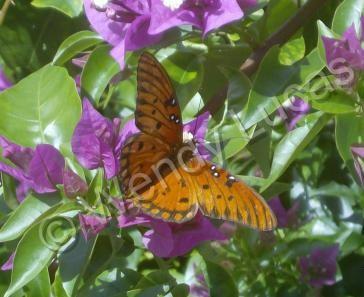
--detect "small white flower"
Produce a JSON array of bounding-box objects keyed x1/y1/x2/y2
[
  {"x1": 92, "y1": 0, "x2": 109, "y2": 10},
  {"x1": 162, "y1": 0, "x2": 184, "y2": 10},
  {"x1": 183, "y1": 131, "x2": 194, "y2": 142}
]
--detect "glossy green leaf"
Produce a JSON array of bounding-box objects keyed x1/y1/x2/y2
[
  {"x1": 5, "y1": 223, "x2": 55, "y2": 297},
  {"x1": 171, "y1": 284, "x2": 190, "y2": 297},
  {"x1": 241, "y1": 47, "x2": 325, "y2": 130},
  {"x1": 80, "y1": 268, "x2": 140, "y2": 297},
  {"x1": 23, "y1": 267, "x2": 51, "y2": 297},
  {"x1": 214, "y1": 123, "x2": 255, "y2": 160},
  {"x1": 261, "y1": 112, "x2": 331, "y2": 191},
  {"x1": 59, "y1": 236, "x2": 97, "y2": 297},
  {"x1": 52, "y1": 270, "x2": 70, "y2": 297},
  {"x1": 0, "y1": 65, "x2": 81, "y2": 152},
  {"x1": 263, "y1": 0, "x2": 297, "y2": 38},
  {"x1": 53, "y1": 31, "x2": 103, "y2": 66},
  {"x1": 163, "y1": 51, "x2": 204, "y2": 110},
  {"x1": 311, "y1": 90, "x2": 358, "y2": 114},
  {"x1": 1, "y1": 173, "x2": 19, "y2": 210},
  {"x1": 31, "y1": 0, "x2": 83, "y2": 18},
  {"x1": 127, "y1": 270, "x2": 176, "y2": 297},
  {"x1": 332, "y1": 0, "x2": 364, "y2": 34},
  {"x1": 317, "y1": 20, "x2": 337, "y2": 63},
  {"x1": 238, "y1": 176, "x2": 290, "y2": 197},
  {"x1": 335, "y1": 114, "x2": 364, "y2": 169},
  {"x1": 0, "y1": 193, "x2": 60, "y2": 242},
  {"x1": 279, "y1": 37, "x2": 305, "y2": 65},
  {"x1": 205, "y1": 260, "x2": 238, "y2": 297},
  {"x1": 81, "y1": 45, "x2": 120, "y2": 104},
  {"x1": 85, "y1": 169, "x2": 104, "y2": 207}
]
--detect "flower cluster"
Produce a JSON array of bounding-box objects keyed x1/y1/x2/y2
[
  {"x1": 299, "y1": 245, "x2": 339, "y2": 288},
  {"x1": 84, "y1": 0, "x2": 257, "y2": 68},
  {"x1": 322, "y1": 17, "x2": 364, "y2": 86},
  {"x1": 268, "y1": 196, "x2": 300, "y2": 228}
]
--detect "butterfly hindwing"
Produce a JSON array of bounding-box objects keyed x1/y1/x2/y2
[
  {"x1": 136, "y1": 52, "x2": 183, "y2": 145},
  {"x1": 120, "y1": 133, "x2": 171, "y2": 193},
  {"x1": 129, "y1": 156, "x2": 276, "y2": 230},
  {"x1": 131, "y1": 165, "x2": 199, "y2": 223}
]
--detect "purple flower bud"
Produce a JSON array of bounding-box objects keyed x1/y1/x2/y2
[
  {"x1": 63, "y1": 167, "x2": 89, "y2": 199},
  {"x1": 79, "y1": 214, "x2": 110, "y2": 240},
  {"x1": 278, "y1": 97, "x2": 310, "y2": 131},
  {"x1": 1, "y1": 253, "x2": 15, "y2": 271},
  {"x1": 0, "y1": 69, "x2": 12, "y2": 91}
]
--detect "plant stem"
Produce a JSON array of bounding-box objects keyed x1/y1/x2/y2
[
  {"x1": 199, "y1": 0, "x2": 328, "y2": 116},
  {"x1": 0, "y1": 0, "x2": 12, "y2": 26}
]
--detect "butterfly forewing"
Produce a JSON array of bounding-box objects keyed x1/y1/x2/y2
[
  {"x1": 190, "y1": 159, "x2": 277, "y2": 231},
  {"x1": 136, "y1": 52, "x2": 183, "y2": 145}
]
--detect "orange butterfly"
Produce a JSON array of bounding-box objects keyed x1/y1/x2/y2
[{"x1": 119, "y1": 52, "x2": 277, "y2": 231}]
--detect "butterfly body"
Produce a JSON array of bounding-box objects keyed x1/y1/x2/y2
[{"x1": 119, "y1": 52, "x2": 277, "y2": 230}]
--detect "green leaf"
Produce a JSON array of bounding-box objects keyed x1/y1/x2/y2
[
  {"x1": 85, "y1": 169, "x2": 104, "y2": 207},
  {"x1": 0, "y1": 65, "x2": 81, "y2": 153},
  {"x1": 317, "y1": 20, "x2": 337, "y2": 63},
  {"x1": 339, "y1": 253, "x2": 364, "y2": 297},
  {"x1": 213, "y1": 123, "x2": 255, "y2": 160},
  {"x1": 311, "y1": 90, "x2": 358, "y2": 114},
  {"x1": 0, "y1": 193, "x2": 60, "y2": 242},
  {"x1": 335, "y1": 114, "x2": 364, "y2": 172},
  {"x1": 31, "y1": 0, "x2": 83, "y2": 18},
  {"x1": 80, "y1": 268, "x2": 140, "y2": 297},
  {"x1": 53, "y1": 31, "x2": 103, "y2": 66},
  {"x1": 241, "y1": 47, "x2": 324, "y2": 130},
  {"x1": 238, "y1": 176, "x2": 290, "y2": 197},
  {"x1": 23, "y1": 267, "x2": 51, "y2": 297},
  {"x1": 52, "y1": 270, "x2": 70, "y2": 297},
  {"x1": 5, "y1": 223, "x2": 55, "y2": 297},
  {"x1": 246, "y1": 123, "x2": 272, "y2": 176},
  {"x1": 81, "y1": 45, "x2": 120, "y2": 104},
  {"x1": 170, "y1": 284, "x2": 189, "y2": 297},
  {"x1": 59, "y1": 236, "x2": 97, "y2": 297},
  {"x1": 204, "y1": 261, "x2": 238, "y2": 297},
  {"x1": 279, "y1": 37, "x2": 305, "y2": 65},
  {"x1": 332, "y1": 0, "x2": 364, "y2": 35},
  {"x1": 128, "y1": 271, "x2": 176, "y2": 297},
  {"x1": 162, "y1": 51, "x2": 204, "y2": 110},
  {"x1": 257, "y1": 0, "x2": 297, "y2": 40},
  {"x1": 261, "y1": 112, "x2": 331, "y2": 191},
  {"x1": 1, "y1": 173, "x2": 19, "y2": 210}
]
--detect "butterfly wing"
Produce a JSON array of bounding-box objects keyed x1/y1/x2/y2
[
  {"x1": 122, "y1": 53, "x2": 276, "y2": 230},
  {"x1": 121, "y1": 53, "x2": 183, "y2": 193},
  {"x1": 136, "y1": 52, "x2": 183, "y2": 145},
  {"x1": 132, "y1": 156, "x2": 276, "y2": 230},
  {"x1": 120, "y1": 133, "x2": 171, "y2": 193},
  {"x1": 130, "y1": 165, "x2": 200, "y2": 223},
  {"x1": 191, "y1": 159, "x2": 277, "y2": 231}
]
